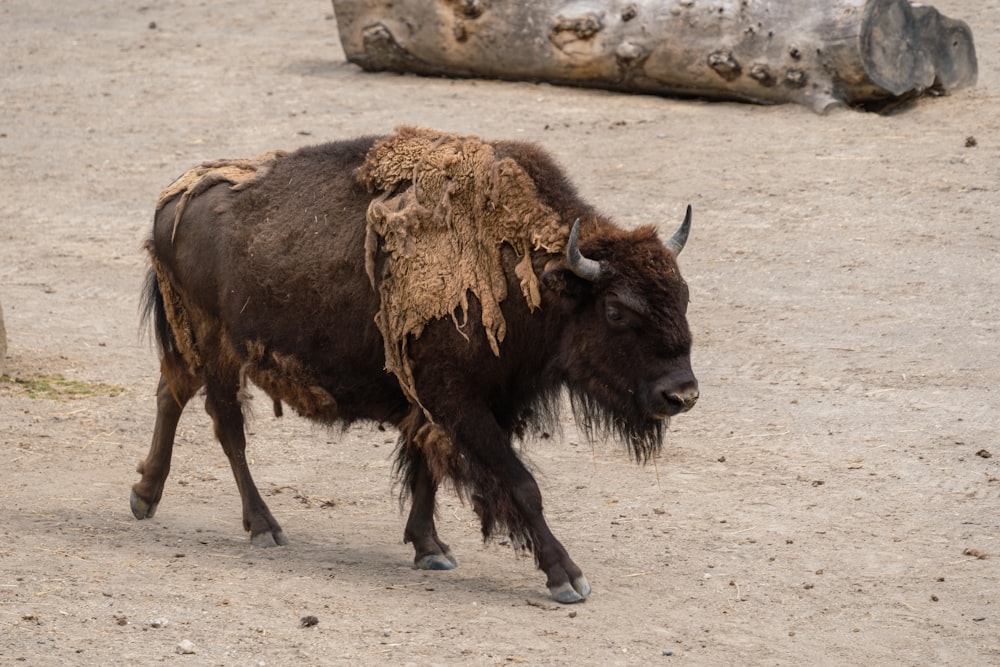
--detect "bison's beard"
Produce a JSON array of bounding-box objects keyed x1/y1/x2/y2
[{"x1": 568, "y1": 388, "x2": 665, "y2": 463}]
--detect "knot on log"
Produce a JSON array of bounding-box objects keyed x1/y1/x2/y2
[
  {"x1": 550, "y1": 11, "x2": 604, "y2": 53},
  {"x1": 749, "y1": 63, "x2": 776, "y2": 87},
  {"x1": 784, "y1": 68, "x2": 808, "y2": 88},
  {"x1": 360, "y1": 23, "x2": 420, "y2": 71},
  {"x1": 443, "y1": 0, "x2": 484, "y2": 20},
  {"x1": 708, "y1": 50, "x2": 742, "y2": 81},
  {"x1": 551, "y1": 13, "x2": 603, "y2": 41},
  {"x1": 615, "y1": 41, "x2": 649, "y2": 66}
]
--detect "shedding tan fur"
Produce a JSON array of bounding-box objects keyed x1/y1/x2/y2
[
  {"x1": 358, "y1": 126, "x2": 567, "y2": 409},
  {"x1": 152, "y1": 149, "x2": 345, "y2": 418},
  {"x1": 147, "y1": 252, "x2": 202, "y2": 375},
  {"x1": 157, "y1": 150, "x2": 286, "y2": 242},
  {"x1": 414, "y1": 421, "x2": 455, "y2": 486}
]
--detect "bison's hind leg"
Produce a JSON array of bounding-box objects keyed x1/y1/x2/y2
[
  {"x1": 131, "y1": 361, "x2": 202, "y2": 520},
  {"x1": 397, "y1": 415, "x2": 459, "y2": 570},
  {"x1": 204, "y1": 374, "x2": 288, "y2": 548},
  {"x1": 405, "y1": 453, "x2": 459, "y2": 571}
]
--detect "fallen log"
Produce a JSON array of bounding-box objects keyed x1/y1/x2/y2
[{"x1": 331, "y1": 0, "x2": 977, "y2": 112}]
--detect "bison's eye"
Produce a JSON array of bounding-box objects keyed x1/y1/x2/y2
[
  {"x1": 605, "y1": 296, "x2": 642, "y2": 330},
  {"x1": 606, "y1": 304, "x2": 623, "y2": 323},
  {"x1": 605, "y1": 300, "x2": 631, "y2": 329}
]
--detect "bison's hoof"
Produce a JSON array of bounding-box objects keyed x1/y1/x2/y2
[
  {"x1": 549, "y1": 575, "x2": 591, "y2": 604},
  {"x1": 415, "y1": 552, "x2": 459, "y2": 570},
  {"x1": 250, "y1": 530, "x2": 289, "y2": 548},
  {"x1": 129, "y1": 489, "x2": 157, "y2": 520}
]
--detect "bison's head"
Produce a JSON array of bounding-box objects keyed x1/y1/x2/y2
[{"x1": 543, "y1": 207, "x2": 698, "y2": 460}]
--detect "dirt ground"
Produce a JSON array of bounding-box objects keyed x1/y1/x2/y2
[{"x1": 1, "y1": 1, "x2": 998, "y2": 665}]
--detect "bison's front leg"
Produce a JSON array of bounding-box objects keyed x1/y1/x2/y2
[
  {"x1": 441, "y1": 406, "x2": 590, "y2": 603},
  {"x1": 491, "y1": 454, "x2": 591, "y2": 603}
]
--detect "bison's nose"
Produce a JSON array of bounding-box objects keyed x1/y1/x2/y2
[
  {"x1": 657, "y1": 380, "x2": 699, "y2": 417},
  {"x1": 668, "y1": 385, "x2": 699, "y2": 413}
]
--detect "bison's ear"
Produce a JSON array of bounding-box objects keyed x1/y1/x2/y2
[{"x1": 541, "y1": 261, "x2": 588, "y2": 299}]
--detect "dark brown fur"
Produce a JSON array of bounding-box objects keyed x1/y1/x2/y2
[{"x1": 133, "y1": 132, "x2": 698, "y2": 603}]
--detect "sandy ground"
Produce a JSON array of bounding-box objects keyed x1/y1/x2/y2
[{"x1": 1, "y1": 1, "x2": 998, "y2": 665}]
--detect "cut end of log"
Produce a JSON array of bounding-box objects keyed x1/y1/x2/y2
[{"x1": 860, "y1": 0, "x2": 976, "y2": 103}]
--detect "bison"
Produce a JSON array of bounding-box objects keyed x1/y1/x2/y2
[{"x1": 132, "y1": 127, "x2": 698, "y2": 603}]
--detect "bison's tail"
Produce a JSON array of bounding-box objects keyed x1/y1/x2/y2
[{"x1": 140, "y1": 264, "x2": 179, "y2": 362}]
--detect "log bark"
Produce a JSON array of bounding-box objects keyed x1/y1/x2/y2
[{"x1": 331, "y1": 0, "x2": 977, "y2": 112}]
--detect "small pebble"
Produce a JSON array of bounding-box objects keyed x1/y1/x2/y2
[
  {"x1": 150, "y1": 618, "x2": 169, "y2": 628},
  {"x1": 300, "y1": 615, "x2": 319, "y2": 628},
  {"x1": 662, "y1": 649, "x2": 674, "y2": 656},
  {"x1": 176, "y1": 639, "x2": 197, "y2": 655}
]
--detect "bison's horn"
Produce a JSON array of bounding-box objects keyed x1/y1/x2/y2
[
  {"x1": 667, "y1": 205, "x2": 692, "y2": 256},
  {"x1": 567, "y1": 219, "x2": 602, "y2": 282}
]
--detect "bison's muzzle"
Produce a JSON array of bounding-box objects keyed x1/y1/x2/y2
[{"x1": 652, "y1": 373, "x2": 700, "y2": 419}]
